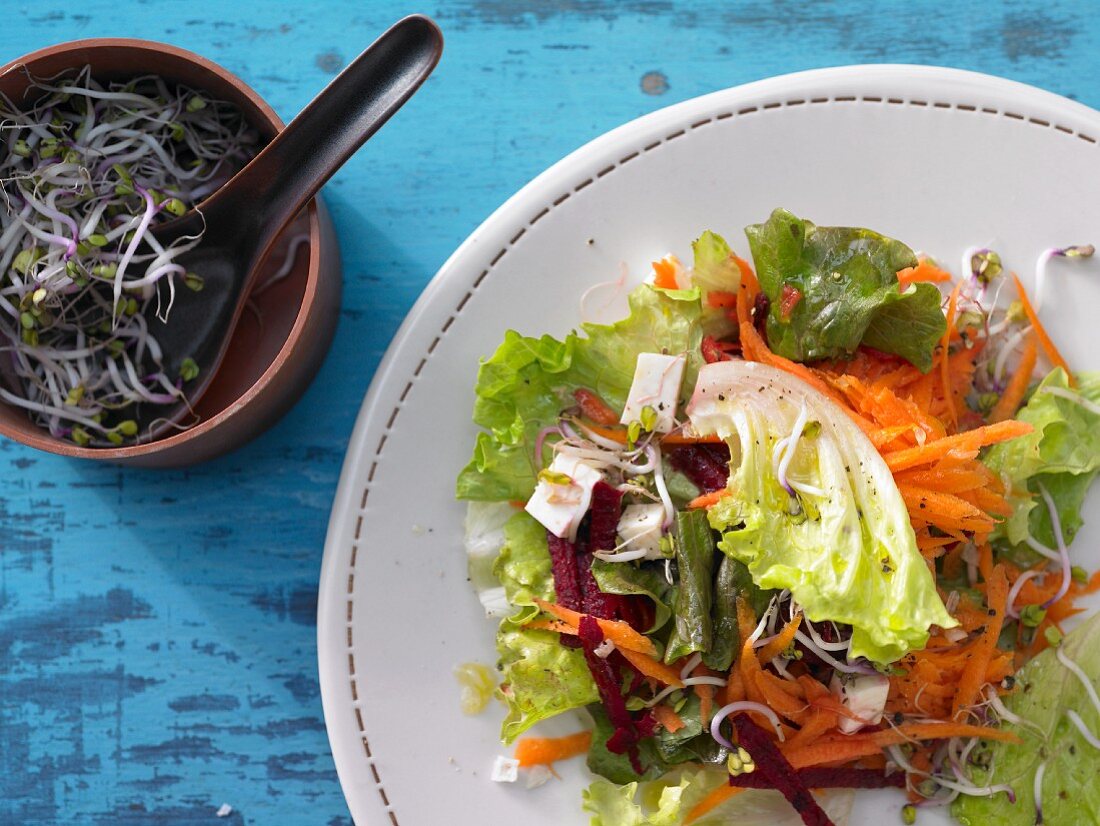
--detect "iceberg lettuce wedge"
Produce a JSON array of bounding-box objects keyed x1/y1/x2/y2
[{"x1": 687, "y1": 360, "x2": 955, "y2": 663}]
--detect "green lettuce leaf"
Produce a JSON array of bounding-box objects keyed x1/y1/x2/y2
[
  {"x1": 492, "y1": 510, "x2": 555, "y2": 624},
  {"x1": 665, "y1": 509, "x2": 716, "y2": 663},
  {"x1": 689, "y1": 359, "x2": 955, "y2": 663},
  {"x1": 582, "y1": 767, "x2": 855, "y2": 825},
  {"x1": 496, "y1": 626, "x2": 597, "y2": 744},
  {"x1": 691, "y1": 230, "x2": 741, "y2": 338},
  {"x1": 457, "y1": 285, "x2": 705, "y2": 501},
  {"x1": 984, "y1": 369, "x2": 1100, "y2": 561},
  {"x1": 952, "y1": 612, "x2": 1100, "y2": 825},
  {"x1": 744, "y1": 208, "x2": 944, "y2": 371},
  {"x1": 591, "y1": 559, "x2": 675, "y2": 633}
]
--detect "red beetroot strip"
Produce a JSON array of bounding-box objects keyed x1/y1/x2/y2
[
  {"x1": 730, "y1": 767, "x2": 906, "y2": 790},
  {"x1": 580, "y1": 482, "x2": 626, "y2": 618},
  {"x1": 732, "y1": 714, "x2": 834, "y2": 826},
  {"x1": 578, "y1": 615, "x2": 645, "y2": 773},
  {"x1": 667, "y1": 445, "x2": 730, "y2": 492}
]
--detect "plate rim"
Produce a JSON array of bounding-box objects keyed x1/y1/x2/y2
[{"x1": 318, "y1": 63, "x2": 1100, "y2": 824}]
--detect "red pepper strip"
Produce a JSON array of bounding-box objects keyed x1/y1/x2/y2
[
  {"x1": 732, "y1": 713, "x2": 834, "y2": 826},
  {"x1": 578, "y1": 616, "x2": 643, "y2": 773},
  {"x1": 730, "y1": 767, "x2": 906, "y2": 790},
  {"x1": 702, "y1": 335, "x2": 734, "y2": 364},
  {"x1": 779, "y1": 284, "x2": 803, "y2": 322},
  {"x1": 573, "y1": 387, "x2": 620, "y2": 425},
  {"x1": 667, "y1": 445, "x2": 730, "y2": 492}
]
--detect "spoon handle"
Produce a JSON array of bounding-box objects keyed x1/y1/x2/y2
[{"x1": 206, "y1": 15, "x2": 442, "y2": 249}]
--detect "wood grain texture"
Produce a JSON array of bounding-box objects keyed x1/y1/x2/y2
[{"x1": 1, "y1": 0, "x2": 1098, "y2": 823}]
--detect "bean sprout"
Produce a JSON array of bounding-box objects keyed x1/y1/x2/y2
[{"x1": 0, "y1": 68, "x2": 257, "y2": 445}]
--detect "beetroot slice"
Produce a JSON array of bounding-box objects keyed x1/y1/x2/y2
[
  {"x1": 547, "y1": 532, "x2": 583, "y2": 610},
  {"x1": 667, "y1": 445, "x2": 730, "y2": 492},
  {"x1": 578, "y1": 615, "x2": 644, "y2": 774},
  {"x1": 579, "y1": 482, "x2": 632, "y2": 620},
  {"x1": 730, "y1": 767, "x2": 906, "y2": 790},
  {"x1": 732, "y1": 714, "x2": 834, "y2": 826}
]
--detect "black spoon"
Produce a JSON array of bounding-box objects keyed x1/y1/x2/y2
[{"x1": 135, "y1": 15, "x2": 442, "y2": 440}]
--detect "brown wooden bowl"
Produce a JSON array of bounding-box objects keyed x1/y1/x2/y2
[{"x1": 0, "y1": 39, "x2": 342, "y2": 467}]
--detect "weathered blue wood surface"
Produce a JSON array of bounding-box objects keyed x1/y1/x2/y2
[{"x1": 2, "y1": 1, "x2": 1098, "y2": 823}]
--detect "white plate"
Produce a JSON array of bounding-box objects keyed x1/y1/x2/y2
[{"x1": 319, "y1": 65, "x2": 1100, "y2": 825}]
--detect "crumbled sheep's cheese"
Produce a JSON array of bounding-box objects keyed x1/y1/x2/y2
[
  {"x1": 620, "y1": 353, "x2": 686, "y2": 434},
  {"x1": 616, "y1": 503, "x2": 666, "y2": 559},
  {"x1": 831, "y1": 673, "x2": 890, "y2": 734},
  {"x1": 491, "y1": 755, "x2": 520, "y2": 783},
  {"x1": 524, "y1": 454, "x2": 602, "y2": 540}
]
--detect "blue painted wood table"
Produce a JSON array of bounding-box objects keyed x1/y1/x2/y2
[{"x1": 2, "y1": 1, "x2": 1099, "y2": 823}]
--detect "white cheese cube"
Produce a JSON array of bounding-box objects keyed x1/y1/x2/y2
[
  {"x1": 617, "y1": 503, "x2": 666, "y2": 559},
  {"x1": 490, "y1": 755, "x2": 519, "y2": 783},
  {"x1": 524, "y1": 454, "x2": 602, "y2": 540},
  {"x1": 619, "y1": 353, "x2": 686, "y2": 434},
  {"x1": 831, "y1": 673, "x2": 890, "y2": 734}
]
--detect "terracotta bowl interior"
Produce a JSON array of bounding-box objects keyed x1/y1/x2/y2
[{"x1": 0, "y1": 41, "x2": 315, "y2": 456}]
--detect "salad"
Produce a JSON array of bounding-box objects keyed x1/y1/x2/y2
[{"x1": 456, "y1": 208, "x2": 1100, "y2": 825}]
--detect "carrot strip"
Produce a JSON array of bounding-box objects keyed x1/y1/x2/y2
[
  {"x1": 523, "y1": 618, "x2": 579, "y2": 635},
  {"x1": 870, "y1": 721, "x2": 1020, "y2": 746},
  {"x1": 651, "y1": 703, "x2": 686, "y2": 734},
  {"x1": 989, "y1": 331, "x2": 1038, "y2": 423},
  {"x1": 618, "y1": 645, "x2": 685, "y2": 688},
  {"x1": 687, "y1": 489, "x2": 727, "y2": 510},
  {"x1": 883, "y1": 420, "x2": 1033, "y2": 472},
  {"x1": 952, "y1": 565, "x2": 1008, "y2": 718},
  {"x1": 754, "y1": 670, "x2": 809, "y2": 725},
  {"x1": 756, "y1": 613, "x2": 803, "y2": 663},
  {"x1": 723, "y1": 664, "x2": 746, "y2": 705},
  {"x1": 734, "y1": 255, "x2": 759, "y2": 327},
  {"x1": 706, "y1": 290, "x2": 738, "y2": 309},
  {"x1": 1012, "y1": 272, "x2": 1074, "y2": 384},
  {"x1": 940, "y1": 283, "x2": 961, "y2": 429},
  {"x1": 784, "y1": 706, "x2": 839, "y2": 751},
  {"x1": 897, "y1": 259, "x2": 953, "y2": 288},
  {"x1": 533, "y1": 598, "x2": 656, "y2": 656},
  {"x1": 514, "y1": 730, "x2": 592, "y2": 767},
  {"x1": 685, "y1": 785, "x2": 746, "y2": 824},
  {"x1": 653, "y1": 257, "x2": 680, "y2": 290}
]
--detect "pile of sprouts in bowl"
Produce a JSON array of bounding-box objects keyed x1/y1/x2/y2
[{"x1": 0, "y1": 67, "x2": 258, "y2": 447}]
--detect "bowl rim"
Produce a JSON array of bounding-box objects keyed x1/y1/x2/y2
[{"x1": 0, "y1": 37, "x2": 326, "y2": 460}]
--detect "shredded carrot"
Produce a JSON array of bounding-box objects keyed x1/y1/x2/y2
[
  {"x1": 523, "y1": 618, "x2": 580, "y2": 635},
  {"x1": 1012, "y1": 272, "x2": 1074, "y2": 385},
  {"x1": 882, "y1": 419, "x2": 1033, "y2": 473},
  {"x1": 652, "y1": 257, "x2": 680, "y2": 290},
  {"x1": 939, "y1": 283, "x2": 962, "y2": 429},
  {"x1": 897, "y1": 259, "x2": 953, "y2": 288},
  {"x1": 733, "y1": 255, "x2": 760, "y2": 327},
  {"x1": 871, "y1": 721, "x2": 1020, "y2": 746},
  {"x1": 722, "y1": 664, "x2": 746, "y2": 705},
  {"x1": 685, "y1": 785, "x2": 746, "y2": 824},
  {"x1": 651, "y1": 702, "x2": 686, "y2": 734},
  {"x1": 953, "y1": 565, "x2": 1008, "y2": 718},
  {"x1": 687, "y1": 489, "x2": 727, "y2": 510},
  {"x1": 988, "y1": 331, "x2": 1038, "y2": 423},
  {"x1": 532, "y1": 599, "x2": 656, "y2": 656},
  {"x1": 706, "y1": 290, "x2": 738, "y2": 309},
  {"x1": 514, "y1": 730, "x2": 592, "y2": 767},
  {"x1": 618, "y1": 645, "x2": 685, "y2": 688},
  {"x1": 756, "y1": 613, "x2": 803, "y2": 663}
]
